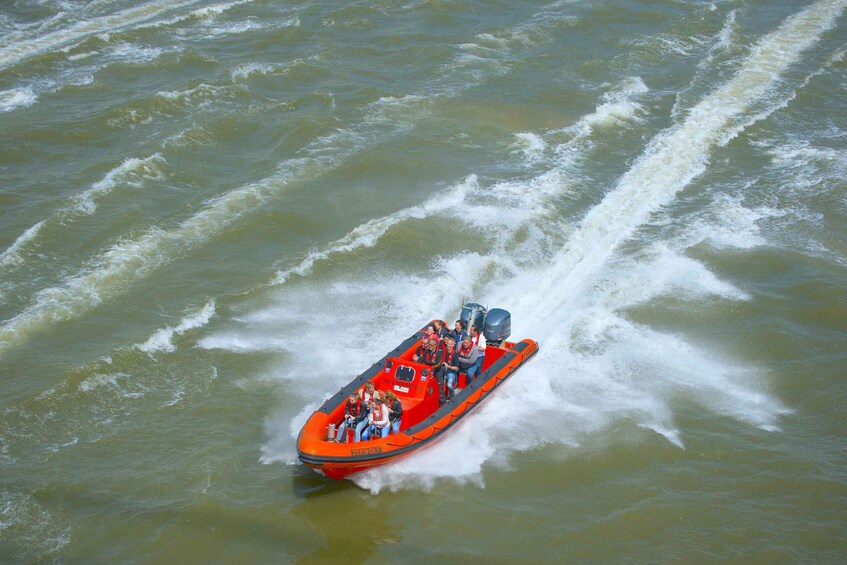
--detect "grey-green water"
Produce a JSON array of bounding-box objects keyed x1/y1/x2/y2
[{"x1": 1, "y1": 0, "x2": 846, "y2": 562}]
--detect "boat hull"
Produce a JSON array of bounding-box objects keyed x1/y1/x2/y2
[{"x1": 296, "y1": 325, "x2": 538, "y2": 480}]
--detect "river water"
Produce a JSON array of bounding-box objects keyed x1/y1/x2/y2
[{"x1": 1, "y1": 0, "x2": 846, "y2": 562}]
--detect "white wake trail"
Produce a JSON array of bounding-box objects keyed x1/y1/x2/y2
[{"x1": 518, "y1": 0, "x2": 847, "y2": 326}]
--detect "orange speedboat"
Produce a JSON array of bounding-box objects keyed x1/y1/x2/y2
[{"x1": 297, "y1": 305, "x2": 538, "y2": 479}]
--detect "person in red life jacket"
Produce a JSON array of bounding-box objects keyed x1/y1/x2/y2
[
  {"x1": 438, "y1": 336, "x2": 460, "y2": 399},
  {"x1": 362, "y1": 397, "x2": 390, "y2": 440},
  {"x1": 354, "y1": 381, "x2": 381, "y2": 442},
  {"x1": 384, "y1": 391, "x2": 403, "y2": 436},
  {"x1": 414, "y1": 338, "x2": 445, "y2": 404},
  {"x1": 413, "y1": 338, "x2": 428, "y2": 362},
  {"x1": 457, "y1": 334, "x2": 480, "y2": 382},
  {"x1": 335, "y1": 393, "x2": 364, "y2": 443}
]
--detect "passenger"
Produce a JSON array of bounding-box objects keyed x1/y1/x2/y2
[
  {"x1": 354, "y1": 381, "x2": 381, "y2": 442},
  {"x1": 469, "y1": 324, "x2": 482, "y2": 346},
  {"x1": 423, "y1": 324, "x2": 439, "y2": 344},
  {"x1": 362, "y1": 397, "x2": 390, "y2": 440},
  {"x1": 438, "y1": 336, "x2": 460, "y2": 399},
  {"x1": 384, "y1": 391, "x2": 403, "y2": 436},
  {"x1": 414, "y1": 338, "x2": 445, "y2": 404},
  {"x1": 449, "y1": 320, "x2": 468, "y2": 345},
  {"x1": 433, "y1": 319, "x2": 449, "y2": 339},
  {"x1": 468, "y1": 325, "x2": 485, "y2": 378},
  {"x1": 335, "y1": 393, "x2": 364, "y2": 443},
  {"x1": 457, "y1": 334, "x2": 480, "y2": 382},
  {"x1": 413, "y1": 338, "x2": 429, "y2": 363}
]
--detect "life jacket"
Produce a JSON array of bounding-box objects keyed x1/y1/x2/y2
[
  {"x1": 371, "y1": 403, "x2": 387, "y2": 426},
  {"x1": 346, "y1": 397, "x2": 362, "y2": 418},
  {"x1": 422, "y1": 347, "x2": 439, "y2": 365},
  {"x1": 443, "y1": 346, "x2": 457, "y2": 367}
]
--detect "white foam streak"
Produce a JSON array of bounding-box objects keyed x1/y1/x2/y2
[
  {"x1": 565, "y1": 77, "x2": 649, "y2": 138},
  {"x1": 685, "y1": 194, "x2": 786, "y2": 250},
  {"x1": 0, "y1": 222, "x2": 45, "y2": 269},
  {"x1": 0, "y1": 87, "x2": 37, "y2": 112},
  {"x1": 514, "y1": 132, "x2": 546, "y2": 162},
  {"x1": 0, "y1": 154, "x2": 166, "y2": 276},
  {"x1": 73, "y1": 153, "x2": 167, "y2": 215},
  {"x1": 275, "y1": 176, "x2": 480, "y2": 284},
  {"x1": 0, "y1": 0, "x2": 204, "y2": 71},
  {"x1": 136, "y1": 300, "x2": 215, "y2": 353}
]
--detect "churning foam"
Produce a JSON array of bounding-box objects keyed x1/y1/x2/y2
[
  {"x1": 0, "y1": 492, "x2": 71, "y2": 562},
  {"x1": 0, "y1": 87, "x2": 37, "y2": 112}
]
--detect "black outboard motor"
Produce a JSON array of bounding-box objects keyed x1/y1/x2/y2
[
  {"x1": 483, "y1": 308, "x2": 511, "y2": 346},
  {"x1": 460, "y1": 303, "x2": 486, "y2": 334}
]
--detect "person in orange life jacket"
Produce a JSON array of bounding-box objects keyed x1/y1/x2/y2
[
  {"x1": 354, "y1": 381, "x2": 381, "y2": 442},
  {"x1": 449, "y1": 319, "x2": 468, "y2": 345},
  {"x1": 362, "y1": 397, "x2": 390, "y2": 440},
  {"x1": 335, "y1": 393, "x2": 364, "y2": 443},
  {"x1": 384, "y1": 391, "x2": 403, "y2": 435},
  {"x1": 457, "y1": 334, "x2": 480, "y2": 382},
  {"x1": 438, "y1": 336, "x2": 460, "y2": 399},
  {"x1": 414, "y1": 338, "x2": 445, "y2": 404}
]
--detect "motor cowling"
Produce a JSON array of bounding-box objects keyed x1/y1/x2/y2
[
  {"x1": 460, "y1": 302, "x2": 486, "y2": 333},
  {"x1": 483, "y1": 308, "x2": 511, "y2": 343}
]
